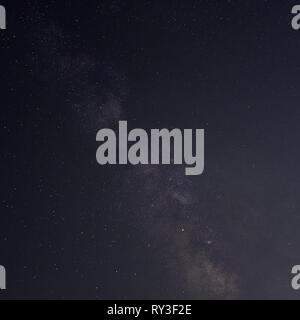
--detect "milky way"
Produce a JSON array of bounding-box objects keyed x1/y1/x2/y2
[{"x1": 1, "y1": 0, "x2": 300, "y2": 299}]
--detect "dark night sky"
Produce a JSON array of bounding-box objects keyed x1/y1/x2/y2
[{"x1": 1, "y1": 0, "x2": 300, "y2": 299}]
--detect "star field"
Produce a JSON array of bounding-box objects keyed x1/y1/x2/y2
[{"x1": 1, "y1": 0, "x2": 300, "y2": 299}]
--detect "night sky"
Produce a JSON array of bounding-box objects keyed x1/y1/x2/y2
[{"x1": 1, "y1": 0, "x2": 300, "y2": 300}]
